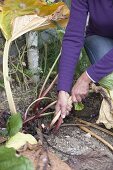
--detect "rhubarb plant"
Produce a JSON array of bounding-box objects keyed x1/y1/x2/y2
[{"x1": 0, "y1": 0, "x2": 69, "y2": 115}]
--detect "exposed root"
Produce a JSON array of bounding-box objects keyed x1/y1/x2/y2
[
  {"x1": 79, "y1": 126, "x2": 113, "y2": 151},
  {"x1": 76, "y1": 118, "x2": 113, "y2": 137}
]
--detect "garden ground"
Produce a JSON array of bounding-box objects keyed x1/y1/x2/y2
[{"x1": 0, "y1": 84, "x2": 113, "y2": 170}]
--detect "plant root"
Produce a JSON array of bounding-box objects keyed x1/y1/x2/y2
[
  {"x1": 79, "y1": 126, "x2": 113, "y2": 151},
  {"x1": 76, "y1": 118, "x2": 113, "y2": 137}
]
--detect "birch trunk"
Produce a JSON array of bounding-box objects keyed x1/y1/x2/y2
[{"x1": 26, "y1": 31, "x2": 39, "y2": 83}]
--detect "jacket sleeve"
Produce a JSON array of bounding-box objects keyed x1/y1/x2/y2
[
  {"x1": 87, "y1": 48, "x2": 113, "y2": 82},
  {"x1": 57, "y1": 0, "x2": 88, "y2": 92}
]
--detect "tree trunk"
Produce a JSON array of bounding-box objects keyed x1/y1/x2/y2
[{"x1": 26, "y1": 31, "x2": 39, "y2": 83}]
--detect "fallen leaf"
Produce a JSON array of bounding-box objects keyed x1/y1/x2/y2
[
  {"x1": 21, "y1": 144, "x2": 71, "y2": 170},
  {"x1": 6, "y1": 132, "x2": 38, "y2": 150}
]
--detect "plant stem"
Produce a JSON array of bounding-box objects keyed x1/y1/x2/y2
[
  {"x1": 41, "y1": 75, "x2": 58, "y2": 97},
  {"x1": 24, "y1": 97, "x2": 52, "y2": 120},
  {"x1": 3, "y1": 40, "x2": 17, "y2": 114},
  {"x1": 38, "y1": 50, "x2": 61, "y2": 98},
  {"x1": 24, "y1": 100, "x2": 56, "y2": 124},
  {"x1": 33, "y1": 75, "x2": 58, "y2": 112}
]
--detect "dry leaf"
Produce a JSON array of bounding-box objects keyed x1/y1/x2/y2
[
  {"x1": 11, "y1": 15, "x2": 48, "y2": 41},
  {"x1": 92, "y1": 84, "x2": 113, "y2": 129},
  {"x1": 96, "y1": 97, "x2": 113, "y2": 129},
  {"x1": 21, "y1": 144, "x2": 71, "y2": 170}
]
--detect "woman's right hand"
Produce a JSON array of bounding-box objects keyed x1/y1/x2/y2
[{"x1": 55, "y1": 91, "x2": 72, "y2": 119}]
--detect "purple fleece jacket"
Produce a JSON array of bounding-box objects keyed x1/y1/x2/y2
[{"x1": 57, "y1": 0, "x2": 113, "y2": 92}]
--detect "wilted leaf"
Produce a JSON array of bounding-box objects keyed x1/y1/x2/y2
[
  {"x1": 11, "y1": 14, "x2": 48, "y2": 41},
  {"x1": 96, "y1": 97, "x2": 113, "y2": 129},
  {"x1": 6, "y1": 132, "x2": 37, "y2": 150},
  {"x1": 0, "y1": 146, "x2": 34, "y2": 170},
  {"x1": 7, "y1": 113, "x2": 22, "y2": 137},
  {"x1": 0, "y1": 0, "x2": 69, "y2": 40},
  {"x1": 74, "y1": 102, "x2": 84, "y2": 111},
  {"x1": 92, "y1": 85, "x2": 113, "y2": 129},
  {"x1": 21, "y1": 145, "x2": 71, "y2": 170}
]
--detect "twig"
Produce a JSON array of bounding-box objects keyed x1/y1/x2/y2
[
  {"x1": 76, "y1": 118, "x2": 113, "y2": 137},
  {"x1": 79, "y1": 126, "x2": 113, "y2": 151},
  {"x1": 61, "y1": 123, "x2": 89, "y2": 127}
]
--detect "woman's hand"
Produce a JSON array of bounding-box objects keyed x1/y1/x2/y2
[
  {"x1": 55, "y1": 91, "x2": 72, "y2": 119},
  {"x1": 55, "y1": 72, "x2": 91, "y2": 118},
  {"x1": 71, "y1": 72, "x2": 92, "y2": 103}
]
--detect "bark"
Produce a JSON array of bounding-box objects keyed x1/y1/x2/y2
[{"x1": 26, "y1": 31, "x2": 39, "y2": 83}]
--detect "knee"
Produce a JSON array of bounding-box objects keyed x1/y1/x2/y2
[{"x1": 84, "y1": 35, "x2": 113, "y2": 63}]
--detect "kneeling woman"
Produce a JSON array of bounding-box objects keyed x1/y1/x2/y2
[{"x1": 56, "y1": 0, "x2": 113, "y2": 118}]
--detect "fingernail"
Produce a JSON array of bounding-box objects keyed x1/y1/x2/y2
[{"x1": 62, "y1": 115, "x2": 65, "y2": 119}]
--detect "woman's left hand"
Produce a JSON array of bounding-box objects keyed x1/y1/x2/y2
[{"x1": 71, "y1": 72, "x2": 92, "y2": 103}]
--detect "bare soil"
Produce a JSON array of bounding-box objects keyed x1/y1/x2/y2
[{"x1": 1, "y1": 86, "x2": 113, "y2": 170}]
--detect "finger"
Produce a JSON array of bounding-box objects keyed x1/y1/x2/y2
[
  {"x1": 65, "y1": 92, "x2": 70, "y2": 98},
  {"x1": 75, "y1": 94, "x2": 82, "y2": 102},
  {"x1": 67, "y1": 105, "x2": 72, "y2": 112},
  {"x1": 68, "y1": 97, "x2": 73, "y2": 105},
  {"x1": 68, "y1": 102, "x2": 73, "y2": 108},
  {"x1": 61, "y1": 105, "x2": 67, "y2": 119},
  {"x1": 81, "y1": 94, "x2": 87, "y2": 100},
  {"x1": 72, "y1": 94, "x2": 77, "y2": 103}
]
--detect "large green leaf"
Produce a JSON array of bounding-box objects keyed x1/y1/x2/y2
[
  {"x1": 0, "y1": 146, "x2": 34, "y2": 170},
  {"x1": 7, "y1": 112, "x2": 22, "y2": 137}
]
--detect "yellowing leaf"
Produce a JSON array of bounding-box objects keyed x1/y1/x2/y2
[
  {"x1": 0, "y1": 0, "x2": 69, "y2": 40},
  {"x1": 11, "y1": 11, "x2": 68, "y2": 41},
  {"x1": 0, "y1": 6, "x2": 2, "y2": 11},
  {"x1": 6, "y1": 132, "x2": 38, "y2": 150},
  {"x1": 11, "y1": 14, "x2": 48, "y2": 41},
  {"x1": 0, "y1": 11, "x2": 13, "y2": 39},
  {"x1": 96, "y1": 88, "x2": 113, "y2": 129},
  {"x1": 3, "y1": 0, "x2": 41, "y2": 12},
  {"x1": 35, "y1": 18, "x2": 68, "y2": 31}
]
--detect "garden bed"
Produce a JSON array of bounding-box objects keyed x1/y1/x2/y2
[{"x1": 1, "y1": 85, "x2": 113, "y2": 170}]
